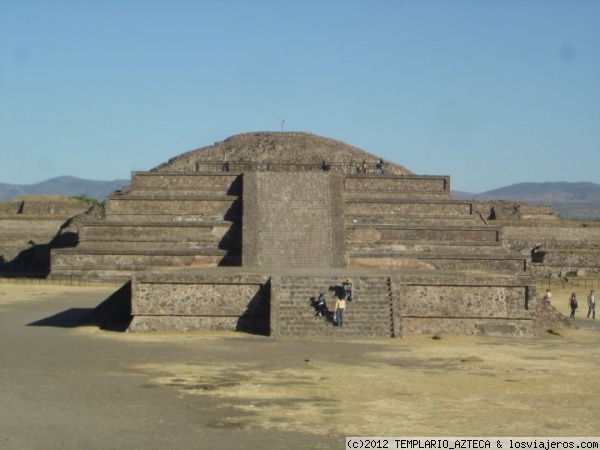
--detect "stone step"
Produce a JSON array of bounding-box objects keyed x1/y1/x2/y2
[
  {"x1": 346, "y1": 214, "x2": 481, "y2": 226},
  {"x1": 347, "y1": 241, "x2": 505, "y2": 254},
  {"x1": 348, "y1": 252, "x2": 528, "y2": 273},
  {"x1": 79, "y1": 222, "x2": 239, "y2": 243},
  {"x1": 67, "y1": 240, "x2": 240, "y2": 252},
  {"x1": 274, "y1": 275, "x2": 394, "y2": 338},
  {"x1": 0, "y1": 232, "x2": 59, "y2": 242},
  {"x1": 344, "y1": 191, "x2": 450, "y2": 200},
  {"x1": 104, "y1": 213, "x2": 239, "y2": 223},
  {"x1": 343, "y1": 175, "x2": 450, "y2": 194},
  {"x1": 50, "y1": 252, "x2": 240, "y2": 273},
  {"x1": 105, "y1": 196, "x2": 241, "y2": 216},
  {"x1": 52, "y1": 241, "x2": 240, "y2": 255},
  {"x1": 344, "y1": 199, "x2": 473, "y2": 216},
  {"x1": 131, "y1": 172, "x2": 241, "y2": 192},
  {"x1": 120, "y1": 187, "x2": 239, "y2": 198},
  {"x1": 346, "y1": 224, "x2": 501, "y2": 244}
]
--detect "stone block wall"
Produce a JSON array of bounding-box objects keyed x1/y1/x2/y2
[
  {"x1": 345, "y1": 175, "x2": 449, "y2": 193},
  {"x1": 106, "y1": 198, "x2": 237, "y2": 216},
  {"x1": 349, "y1": 255, "x2": 526, "y2": 273},
  {"x1": 80, "y1": 223, "x2": 235, "y2": 245},
  {"x1": 345, "y1": 200, "x2": 472, "y2": 216},
  {"x1": 0, "y1": 218, "x2": 67, "y2": 261},
  {"x1": 502, "y1": 224, "x2": 600, "y2": 245},
  {"x1": 395, "y1": 274, "x2": 535, "y2": 337},
  {"x1": 346, "y1": 226, "x2": 500, "y2": 244},
  {"x1": 132, "y1": 172, "x2": 241, "y2": 191},
  {"x1": 502, "y1": 224, "x2": 600, "y2": 274},
  {"x1": 128, "y1": 271, "x2": 270, "y2": 333}
]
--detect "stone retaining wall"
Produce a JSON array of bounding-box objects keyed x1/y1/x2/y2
[
  {"x1": 128, "y1": 272, "x2": 270, "y2": 333},
  {"x1": 126, "y1": 269, "x2": 538, "y2": 338},
  {"x1": 395, "y1": 274, "x2": 536, "y2": 337},
  {"x1": 502, "y1": 224, "x2": 600, "y2": 244},
  {"x1": 131, "y1": 172, "x2": 241, "y2": 191},
  {"x1": 346, "y1": 226, "x2": 500, "y2": 244},
  {"x1": 344, "y1": 175, "x2": 450, "y2": 193},
  {"x1": 106, "y1": 198, "x2": 238, "y2": 216},
  {"x1": 345, "y1": 200, "x2": 472, "y2": 216}
]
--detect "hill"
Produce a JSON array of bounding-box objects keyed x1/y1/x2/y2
[
  {"x1": 0, "y1": 176, "x2": 128, "y2": 202},
  {"x1": 453, "y1": 182, "x2": 600, "y2": 221}
]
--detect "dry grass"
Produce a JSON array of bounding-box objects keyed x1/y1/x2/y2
[{"x1": 132, "y1": 329, "x2": 599, "y2": 436}]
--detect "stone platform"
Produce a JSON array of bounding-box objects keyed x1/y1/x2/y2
[{"x1": 128, "y1": 267, "x2": 538, "y2": 338}]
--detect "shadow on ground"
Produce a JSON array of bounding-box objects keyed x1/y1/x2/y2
[
  {"x1": 27, "y1": 282, "x2": 133, "y2": 331},
  {"x1": 28, "y1": 308, "x2": 94, "y2": 328}
]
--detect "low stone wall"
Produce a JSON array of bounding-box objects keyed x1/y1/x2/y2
[
  {"x1": 79, "y1": 223, "x2": 235, "y2": 243},
  {"x1": 502, "y1": 224, "x2": 600, "y2": 245},
  {"x1": 106, "y1": 198, "x2": 238, "y2": 216},
  {"x1": 344, "y1": 175, "x2": 449, "y2": 193},
  {"x1": 125, "y1": 268, "x2": 540, "y2": 338},
  {"x1": 0, "y1": 218, "x2": 67, "y2": 234},
  {"x1": 346, "y1": 225, "x2": 500, "y2": 244},
  {"x1": 51, "y1": 251, "x2": 236, "y2": 277},
  {"x1": 349, "y1": 255, "x2": 527, "y2": 273},
  {"x1": 128, "y1": 271, "x2": 270, "y2": 333},
  {"x1": 0, "y1": 218, "x2": 67, "y2": 261},
  {"x1": 395, "y1": 274, "x2": 536, "y2": 337},
  {"x1": 345, "y1": 200, "x2": 472, "y2": 216},
  {"x1": 502, "y1": 224, "x2": 600, "y2": 275},
  {"x1": 0, "y1": 197, "x2": 90, "y2": 216},
  {"x1": 131, "y1": 172, "x2": 241, "y2": 191}
]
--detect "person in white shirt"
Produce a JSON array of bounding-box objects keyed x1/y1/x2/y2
[{"x1": 587, "y1": 290, "x2": 596, "y2": 319}]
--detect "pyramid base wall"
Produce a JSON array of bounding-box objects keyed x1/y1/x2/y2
[{"x1": 126, "y1": 268, "x2": 544, "y2": 338}]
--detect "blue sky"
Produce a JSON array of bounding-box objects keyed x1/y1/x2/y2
[{"x1": 1, "y1": 0, "x2": 598, "y2": 192}]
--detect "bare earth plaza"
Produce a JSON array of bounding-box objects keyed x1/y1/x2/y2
[{"x1": 1, "y1": 133, "x2": 599, "y2": 448}]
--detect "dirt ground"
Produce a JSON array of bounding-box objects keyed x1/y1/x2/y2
[{"x1": 0, "y1": 282, "x2": 599, "y2": 450}]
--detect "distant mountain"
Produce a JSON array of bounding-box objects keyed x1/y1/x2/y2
[
  {"x1": 1, "y1": 177, "x2": 598, "y2": 221},
  {"x1": 453, "y1": 182, "x2": 600, "y2": 221},
  {"x1": 0, "y1": 176, "x2": 129, "y2": 202}
]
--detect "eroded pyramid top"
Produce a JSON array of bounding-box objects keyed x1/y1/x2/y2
[{"x1": 152, "y1": 132, "x2": 412, "y2": 174}]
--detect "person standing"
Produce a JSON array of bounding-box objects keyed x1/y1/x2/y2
[
  {"x1": 342, "y1": 278, "x2": 354, "y2": 301},
  {"x1": 587, "y1": 290, "x2": 596, "y2": 319},
  {"x1": 543, "y1": 288, "x2": 552, "y2": 302},
  {"x1": 569, "y1": 293, "x2": 578, "y2": 318},
  {"x1": 334, "y1": 296, "x2": 346, "y2": 327}
]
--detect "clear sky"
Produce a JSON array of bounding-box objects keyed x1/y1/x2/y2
[{"x1": 1, "y1": 0, "x2": 598, "y2": 192}]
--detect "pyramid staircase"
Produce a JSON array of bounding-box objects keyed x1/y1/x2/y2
[{"x1": 272, "y1": 275, "x2": 395, "y2": 338}]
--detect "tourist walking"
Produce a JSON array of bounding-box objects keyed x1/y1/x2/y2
[
  {"x1": 587, "y1": 290, "x2": 596, "y2": 319},
  {"x1": 569, "y1": 293, "x2": 578, "y2": 318},
  {"x1": 334, "y1": 296, "x2": 346, "y2": 327},
  {"x1": 543, "y1": 289, "x2": 552, "y2": 302}
]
